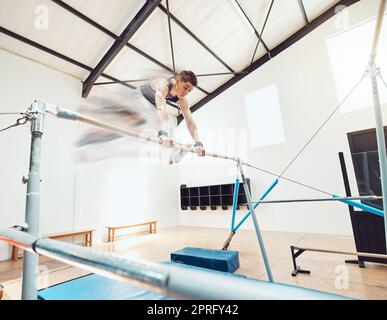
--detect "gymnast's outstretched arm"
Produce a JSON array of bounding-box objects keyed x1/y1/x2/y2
[
  {"x1": 151, "y1": 78, "x2": 170, "y2": 140},
  {"x1": 178, "y1": 99, "x2": 205, "y2": 156}
]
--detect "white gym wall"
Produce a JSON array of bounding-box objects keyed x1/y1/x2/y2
[
  {"x1": 0, "y1": 49, "x2": 81, "y2": 261},
  {"x1": 175, "y1": 0, "x2": 387, "y2": 235},
  {"x1": 0, "y1": 49, "x2": 181, "y2": 261}
]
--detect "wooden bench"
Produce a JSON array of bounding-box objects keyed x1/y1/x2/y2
[
  {"x1": 106, "y1": 220, "x2": 157, "y2": 242},
  {"x1": 11, "y1": 229, "x2": 95, "y2": 262}
]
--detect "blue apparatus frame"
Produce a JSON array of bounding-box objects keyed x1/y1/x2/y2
[
  {"x1": 332, "y1": 194, "x2": 384, "y2": 217},
  {"x1": 231, "y1": 179, "x2": 279, "y2": 233}
]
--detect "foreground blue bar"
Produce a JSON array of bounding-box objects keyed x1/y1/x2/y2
[
  {"x1": 232, "y1": 179, "x2": 279, "y2": 232},
  {"x1": 38, "y1": 263, "x2": 352, "y2": 300},
  {"x1": 332, "y1": 194, "x2": 384, "y2": 217}
]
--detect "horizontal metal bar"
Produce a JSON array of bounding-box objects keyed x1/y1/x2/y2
[
  {"x1": 35, "y1": 237, "x2": 170, "y2": 294},
  {"x1": 292, "y1": 245, "x2": 387, "y2": 260},
  {"x1": 0, "y1": 228, "x2": 350, "y2": 299},
  {"x1": 253, "y1": 196, "x2": 383, "y2": 204},
  {"x1": 46, "y1": 104, "x2": 239, "y2": 162},
  {"x1": 0, "y1": 229, "x2": 37, "y2": 253}
]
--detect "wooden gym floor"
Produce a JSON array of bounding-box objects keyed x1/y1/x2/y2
[{"x1": 1, "y1": 226, "x2": 386, "y2": 300}]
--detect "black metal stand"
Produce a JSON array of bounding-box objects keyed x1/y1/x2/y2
[
  {"x1": 290, "y1": 246, "x2": 311, "y2": 277},
  {"x1": 345, "y1": 259, "x2": 366, "y2": 268}
]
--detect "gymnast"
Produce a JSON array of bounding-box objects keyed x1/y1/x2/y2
[{"x1": 75, "y1": 71, "x2": 205, "y2": 164}]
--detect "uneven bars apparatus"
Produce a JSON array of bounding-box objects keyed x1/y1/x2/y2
[
  {"x1": 47, "y1": 104, "x2": 275, "y2": 283},
  {"x1": 8, "y1": 100, "x2": 276, "y2": 299},
  {"x1": 3, "y1": 1, "x2": 385, "y2": 298},
  {"x1": 12, "y1": 81, "x2": 385, "y2": 299},
  {"x1": 17, "y1": 100, "x2": 376, "y2": 299}
]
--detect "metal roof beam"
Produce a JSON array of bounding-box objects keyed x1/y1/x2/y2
[
  {"x1": 82, "y1": 0, "x2": 161, "y2": 98},
  {"x1": 250, "y1": 0, "x2": 274, "y2": 65},
  {"x1": 298, "y1": 0, "x2": 310, "y2": 25},
  {"x1": 232, "y1": 0, "x2": 271, "y2": 53}
]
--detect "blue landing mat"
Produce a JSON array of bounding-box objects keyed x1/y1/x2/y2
[
  {"x1": 38, "y1": 274, "x2": 169, "y2": 300},
  {"x1": 171, "y1": 247, "x2": 240, "y2": 273},
  {"x1": 38, "y1": 262, "x2": 244, "y2": 300}
]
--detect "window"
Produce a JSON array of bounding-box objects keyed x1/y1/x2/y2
[
  {"x1": 326, "y1": 16, "x2": 387, "y2": 113},
  {"x1": 244, "y1": 84, "x2": 285, "y2": 148}
]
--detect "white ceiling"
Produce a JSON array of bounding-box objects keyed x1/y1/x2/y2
[{"x1": 0, "y1": 0, "x2": 342, "y2": 109}]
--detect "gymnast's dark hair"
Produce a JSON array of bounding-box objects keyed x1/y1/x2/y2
[{"x1": 177, "y1": 70, "x2": 197, "y2": 87}]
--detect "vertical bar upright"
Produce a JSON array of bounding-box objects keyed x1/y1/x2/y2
[
  {"x1": 367, "y1": 0, "x2": 387, "y2": 248},
  {"x1": 237, "y1": 159, "x2": 274, "y2": 282},
  {"x1": 21, "y1": 101, "x2": 45, "y2": 300}
]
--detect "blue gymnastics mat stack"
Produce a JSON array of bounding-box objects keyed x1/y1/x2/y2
[{"x1": 170, "y1": 247, "x2": 240, "y2": 273}]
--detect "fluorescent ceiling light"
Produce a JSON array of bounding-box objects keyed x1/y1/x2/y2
[{"x1": 230, "y1": 0, "x2": 256, "y2": 34}]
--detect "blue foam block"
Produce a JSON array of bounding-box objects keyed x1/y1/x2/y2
[
  {"x1": 38, "y1": 274, "x2": 170, "y2": 300},
  {"x1": 170, "y1": 247, "x2": 240, "y2": 273}
]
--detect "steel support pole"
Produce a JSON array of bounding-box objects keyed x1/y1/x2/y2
[
  {"x1": 237, "y1": 159, "x2": 274, "y2": 282},
  {"x1": 21, "y1": 101, "x2": 46, "y2": 300},
  {"x1": 368, "y1": 0, "x2": 387, "y2": 248}
]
